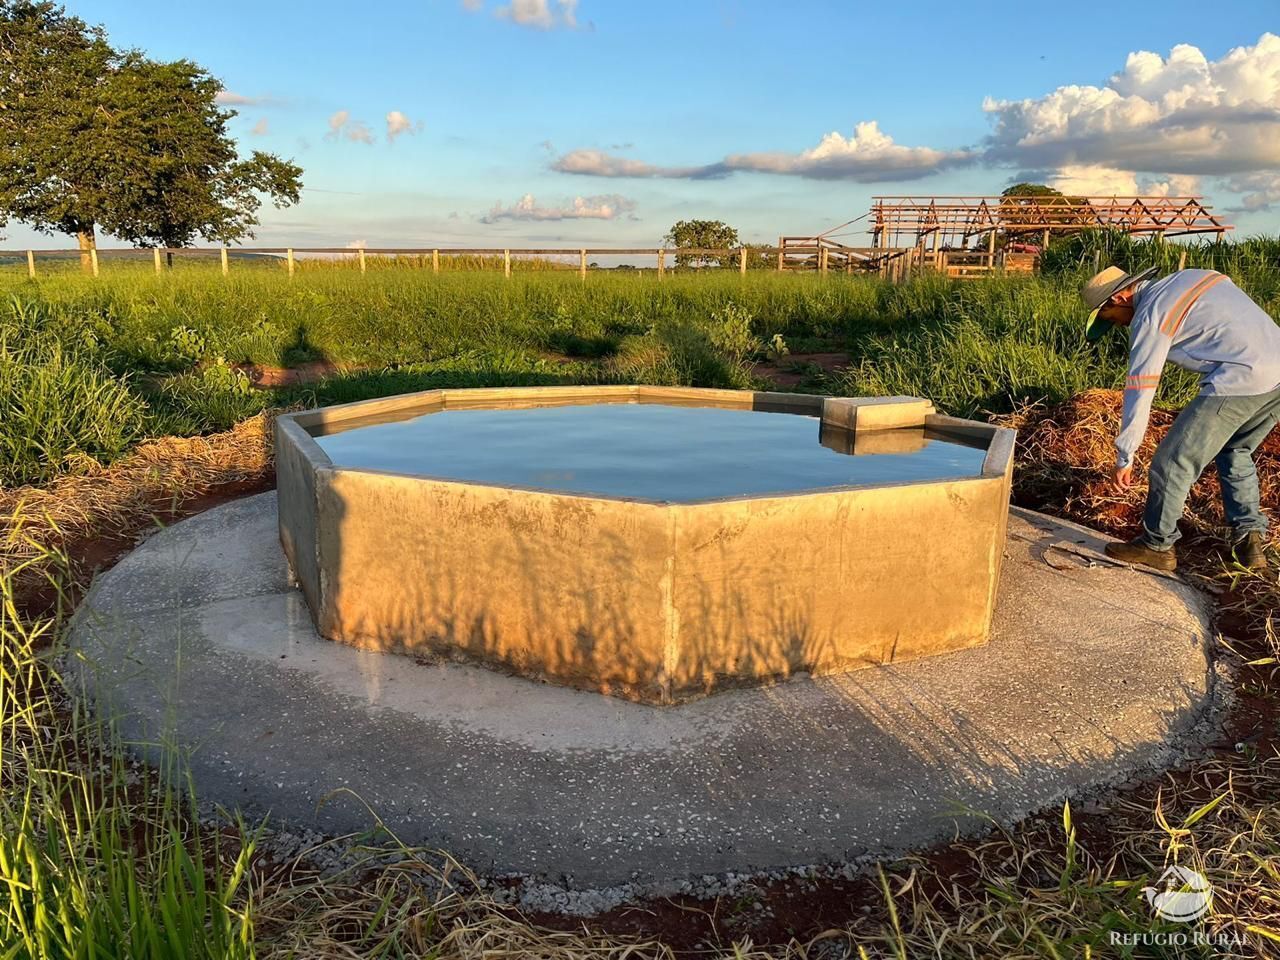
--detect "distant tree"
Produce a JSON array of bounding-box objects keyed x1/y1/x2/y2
[
  {"x1": 664, "y1": 219, "x2": 740, "y2": 268},
  {"x1": 743, "y1": 243, "x2": 775, "y2": 270},
  {"x1": 1001, "y1": 182, "x2": 1064, "y2": 199},
  {"x1": 0, "y1": 2, "x2": 302, "y2": 268},
  {"x1": 971, "y1": 183, "x2": 1089, "y2": 251}
]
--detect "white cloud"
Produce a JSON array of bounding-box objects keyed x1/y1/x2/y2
[
  {"x1": 552, "y1": 122, "x2": 970, "y2": 182},
  {"x1": 982, "y1": 33, "x2": 1280, "y2": 177},
  {"x1": 552, "y1": 149, "x2": 718, "y2": 179},
  {"x1": 325, "y1": 110, "x2": 374, "y2": 145},
  {"x1": 216, "y1": 90, "x2": 270, "y2": 106},
  {"x1": 386, "y1": 111, "x2": 423, "y2": 143},
  {"x1": 346, "y1": 122, "x2": 375, "y2": 145},
  {"x1": 1226, "y1": 172, "x2": 1280, "y2": 211},
  {"x1": 250, "y1": 117, "x2": 270, "y2": 137},
  {"x1": 1045, "y1": 164, "x2": 1200, "y2": 199},
  {"x1": 493, "y1": 0, "x2": 578, "y2": 29},
  {"x1": 547, "y1": 33, "x2": 1280, "y2": 199},
  {"x1": 723, "y1": 121, "x2": 972, "y2": 181},
  {"x1": 480, "y1": 193, "x2": 636, "y2": 222}
]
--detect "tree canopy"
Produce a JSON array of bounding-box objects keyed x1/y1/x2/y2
[
  {"x1": 1000, "y1": 182, "x2": 1065, "y2": 199},
  {"x1": 664, "y1": 219, "x2": 740, "y2": 268},
  {"x1": 0, "y1": 1, "x2": 302, "y2": 251}
]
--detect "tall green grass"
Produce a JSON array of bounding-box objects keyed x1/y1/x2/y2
[
  {"x1": 1, "y1": 234, "x2": 1276, "y2": 489},
  {"x1": 0, "y1": 319, "x2": 148, "y2": 487},
  {"x1": 0, "y1": 535, "x2": 257, "y2": 958}
]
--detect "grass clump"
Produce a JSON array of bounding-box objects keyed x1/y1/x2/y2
[
  {"x1": 0, "y1": 334, "x2": 148, "y2": 487},
  {"x1": 0, "y1": 530, "x2": 258, "y2": 959}
]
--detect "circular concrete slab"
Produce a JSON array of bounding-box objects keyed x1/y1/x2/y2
[{"x1": 70, "y1": 493, "x2": 1221, "y2": 889}]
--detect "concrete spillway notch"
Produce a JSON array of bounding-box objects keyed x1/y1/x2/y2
[{"x1": 69, "y1": 491, "x2": 1224, "y2": 901}]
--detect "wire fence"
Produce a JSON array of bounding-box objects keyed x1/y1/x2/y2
[{"x1": 0, "y1": 241, "x2": 1043, "y2": 281}]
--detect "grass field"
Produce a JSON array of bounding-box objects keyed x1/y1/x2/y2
[
  {"x1": 9, "y1": 230, "x2": 1279, "y2": 488},
  {"x1": 3, "y1": 233, "x2": 1280, "y2": 957}
]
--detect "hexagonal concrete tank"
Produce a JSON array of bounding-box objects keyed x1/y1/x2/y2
[{"x1": 274, "y1": 386, "x2": 1016, "y2": 705}]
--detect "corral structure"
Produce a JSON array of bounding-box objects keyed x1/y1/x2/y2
[{"x1": 869, "y1": 195, "x2": 1233, "y2": 277}]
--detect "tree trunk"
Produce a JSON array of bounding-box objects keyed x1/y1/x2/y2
[{"x1": 77, "y1": 227, "x2": 96, "y2": 274}]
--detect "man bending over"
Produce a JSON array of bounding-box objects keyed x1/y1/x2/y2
[{"x1": 1081, "y1": 264, "x2": 1280, "y2": 571}]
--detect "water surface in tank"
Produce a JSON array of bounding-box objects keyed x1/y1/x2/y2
[{"x1": 313, "y1": 403, "x2": 987, "y2": 502}]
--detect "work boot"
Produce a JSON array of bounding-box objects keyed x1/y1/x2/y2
[
  {"x1": 1104, "y1": 537, "x2": 1178, "y2": 571},
  {"x1": 1230, "y1": 532, "x2": 1269, "y2": 571}
]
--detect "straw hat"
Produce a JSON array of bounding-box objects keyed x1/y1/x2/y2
[{"x1": 1081, "y1": 265, "x2": 1158, "y2": 341}]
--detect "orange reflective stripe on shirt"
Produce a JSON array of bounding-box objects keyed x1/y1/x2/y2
[
  {"x1": 1125, "y1": 373, "x2": 1161, "y2": 391},
  {"x1": 1160, "y1": 272, "x2": 1227, "y2": 335}
]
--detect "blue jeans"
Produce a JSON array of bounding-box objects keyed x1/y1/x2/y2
[{"x1": 1142, "y1": 386, "x2": 1280, "y2": 549}]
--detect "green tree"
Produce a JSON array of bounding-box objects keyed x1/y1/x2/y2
[
  {"x1": 971, "y1": 183, "x2": 1087, "y2": 251},
  {"x1": 0, "y1": 2, "x2": 302, "y2": 267},
  {"x1": 1001, "y1": 182, "x2": 1064, "y2": 199},
  {"x1": 664, "y1": 219, "x2": 740, "y2": 268}
]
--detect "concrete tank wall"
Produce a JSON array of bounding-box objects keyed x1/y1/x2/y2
[{"x1": 275, "y1": 387, "x2": 1015, "y2": 704}]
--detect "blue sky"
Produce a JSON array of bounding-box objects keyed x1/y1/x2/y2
[{"x1": 12, "y1": 0, "x2": 1280, "y2": 248}]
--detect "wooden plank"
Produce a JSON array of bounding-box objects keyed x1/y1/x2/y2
[
  {"x1": 220, "y1": 247, "x2": 229, "y2": 276},
  {"x1": 26, "y1": 250, "x2": 35, "y2": 279},
  {"x1": 287, "y1": 248, "x2": 295, "y2": 277},
  {"x1": 153, "y1": 247, "x2": 162, "y2": 274}
]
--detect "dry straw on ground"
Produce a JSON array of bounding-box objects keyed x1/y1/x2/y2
[
  {"x1": 0, "y1": 410, "x2": 276, "y2": 587},
  {"x1": 997, "y1": 388, "x2": 1280, "y2": 540}
]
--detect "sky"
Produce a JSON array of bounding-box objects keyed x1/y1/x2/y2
[{"x1": 10, "y1": 0, "x2": 1280, "y2": 249}]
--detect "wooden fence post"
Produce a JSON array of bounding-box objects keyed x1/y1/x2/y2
[
  {"x1": 819, "y1": 247, "x2": 829, "y2": 276},
  {"x1": 432, "y1": 249, "x2": 440, "y2": 274},
  {"x1": 1177, "y1": 249, "x2": 1188, "y2": 272},
  {"x1": 287, "y1": 248, "x2": 295, "y2": 277},
  {"x1": 220, "y1": 247, "x2": 229, "y2": 277},
  {"x1": 776, "y1": 237, "x2": 784, "y2": 272},
  {"x1": 359, "y1": 248, "x2": 367, "y2": 274},
  {"x1": 90, "y1": 247, "x2": 99, "y2": 278},
  {"x1": 26, "y1": 250, "x2": 35, "y2": 279},
  {"x1": 153, "y1": 248, "x2": 162, "y2": 274},
  {"x1": 504, "y1": 249, "x2": 511, "y2": 279},
  {"x1": 657, "y1": 249, "x2": 665, "y2": 280},
  {"x1": 580, "y1": 248, "x2": 587, "y2": 280},
  {"x1": 739, "y1": 246, "x2": 747, "y2": 276}
]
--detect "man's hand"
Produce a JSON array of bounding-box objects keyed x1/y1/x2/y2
[{"x1": 1113, "y1": 464, "x2": 1135, "y2": 490}]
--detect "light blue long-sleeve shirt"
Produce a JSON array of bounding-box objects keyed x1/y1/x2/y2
[{"x1": 1117, "y1": 269, "x2": 1280, "y2": 468}]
